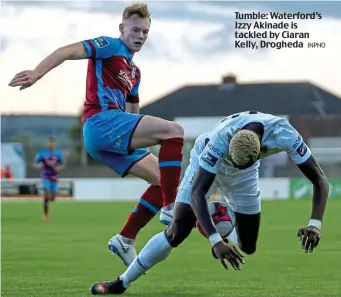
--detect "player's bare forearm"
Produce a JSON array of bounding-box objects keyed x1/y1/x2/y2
[
  {"x1": 34, "y1": 42, "x2": 87, "y2": 79},
  {"x1": 190, "y1": 167, "x2": 218, "y2": 237},
  {"x1": 297, "y1": 155, "x2": 329, "y2": 222},
  {"x1": 126, "y1": 102, "x2": 140, "y2": 114},
  {"x1": 311, "y1": 180, "x2": 329, "y2": 221}
]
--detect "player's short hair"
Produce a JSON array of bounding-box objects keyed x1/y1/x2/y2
[
  {"x1": 229, "y1": 130, "x2": 261, "y2": 167},
  {"x1": 123, "y1": 2, "x2": 151, "y2": 22}
]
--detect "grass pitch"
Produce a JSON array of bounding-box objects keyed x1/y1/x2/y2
[{"x1": 2, "y1": 199, "x2": 341, "y2": 297}]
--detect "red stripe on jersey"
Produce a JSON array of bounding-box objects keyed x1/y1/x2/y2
[
  {"x1": 126, "y1": 95, "x2": 139, "y2": 104},
  {"x1": 81, "y1": 60, "x2": 100, "y2": 124},
  {"x1": 86, "y1": 40, "x2": 96, "y2": 59}
]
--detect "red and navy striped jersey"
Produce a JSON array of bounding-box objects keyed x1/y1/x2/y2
[
  {"x1": 81, "y1": 36, "x2": 141, "y2": 124},
  {"x1": 35, "y1": 149, "x2": 64, "y2": 181}
]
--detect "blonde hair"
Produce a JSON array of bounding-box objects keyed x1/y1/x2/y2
[
  {"x1": 229, "y1": 130, "x2": 261, "y2": 167},
  {"x1": 123, "y1": 2, "x2": 151, "y2": 22}
]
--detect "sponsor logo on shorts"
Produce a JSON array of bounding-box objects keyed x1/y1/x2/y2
[
  {"x1": 112, "y1": 138, "x2": 122, "y2": 150},
  {"x1": 93, "y1": 37, "x2": 109, "y2": 48},
  {"x1": 208, "y1": 144, "x2": 224, "y2": 157},
  {"x1": 202, "y1": 152, "x2": 218, "y2": 167},
  {"x1": 296, "y1": 142, "x2": 307, "y2": 157}
]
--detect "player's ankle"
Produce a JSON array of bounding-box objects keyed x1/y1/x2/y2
[
  {"x1": 118, "y1": 234, "x2": 136, "y2": 245},
  {"x1": 162, "y1": 202, "x2": 174, "y2": 211},
  {"x1": 119, "y1": 275, "x2": 130, "y2": 289}
]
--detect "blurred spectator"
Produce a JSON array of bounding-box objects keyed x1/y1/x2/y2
[{"x1": 1, "y1": 165, "x2": 13, "y2": 179}]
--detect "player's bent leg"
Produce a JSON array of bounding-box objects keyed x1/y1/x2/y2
[
  {"x1": 43, "y1": 189, "x2": 50, "y2": 220},
  {"x1": 42, "y1": 179, "x2": 51, "y2": 220},
  {"x1": 164, "y1": 202, "x2": 197, "y2": 247},
  {"x1": 50, "y1": 182, "x2": 58, "y2": 202},
  {"x1": 84, "y1": 111, "x2": 184, "y2": 216},
  {"x1": 129, "y1": 115, "x2": 184, "y2": 149},
  {"x1": 90, "y1": 202, "x2": 196, "y2": 295},
  {"x1": 119, "y1": 203, "x2": 195, "y2": 287},
  {"x1": 126, "y1": 153, "x2": 160, "y2": 185},
  {"x1": 126, "y1": 153, "x2": 174, "y2": 225},
  {"x1": 130, "y1": 115, "x2": 185, "y2": 219},
  {"x1": 108, "y1": 154, "x2": 163, "y2": 266},
  {"x1": 234, "y1": 212, "x2": 261, "y2": 255}
]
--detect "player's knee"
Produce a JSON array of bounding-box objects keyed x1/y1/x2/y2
[
  {"x1": 165, "y1": 122, "x2": 184, "y2": 139},
  {"x1": 165, "y1": 220, "x2": 191, "y2": 247}
]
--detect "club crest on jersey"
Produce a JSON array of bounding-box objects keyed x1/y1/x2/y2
[{"x1": 131, "y1": 67, "x2": 136, "y2": 79}]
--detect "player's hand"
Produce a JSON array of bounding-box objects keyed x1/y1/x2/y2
[
  {"x1": 8, "y1": 70, "x2": 41, "y2": 90},
  {"x1": 212, "y1": 241, "x2": 244, "y2": 271},
  {"x1": 297, "y1": 226, "x2": 321, "y2": 253}
]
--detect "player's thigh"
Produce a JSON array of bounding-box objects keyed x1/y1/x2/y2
[
  {"x1": 175, "y1": 160, "x2": 198, "y2": 204},
  {"x1": 130, "y1": 115, "x2": 184, "y2": 150},
  {"x1": 88, "y1": 147, "x2": 151, "y2": 177},
  {"x1": 234, "y1": 212, "x2": 261, "y2": 255},
  {"x1": 127, "y1": 153, "x2": 160, "y2": 186},
  {"x1": 83, "y1": 110, "x2": 144, "y2": 155},
  {"x1": 176, "y1": 164, "x2": 218, "y2": 205},
  {"x1": 165, "y1": 202, "x2": 197, "y2": 247},
  {"x1": 50, "y1": 182, "x2": 58, "y2": 195},
  {"x1": 42, "y1": 179, "x2": 52, "y2": 192}
]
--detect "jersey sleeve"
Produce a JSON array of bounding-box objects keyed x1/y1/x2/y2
[
  {"x1": 82, "y1": 36, "x2": 119, "y2": 59},
  {"x1": 277, "y1": 121, "x2": 312, "y2": 164},
  {"x1": 198, "y1": 132, "x2": 227, "y2": 174},
  {"x1": 58, "y1": 151, "x2": 65, "y2": 165},
  {"x1": 126, "y1": 70, "x2": 140, "y2": 103}
]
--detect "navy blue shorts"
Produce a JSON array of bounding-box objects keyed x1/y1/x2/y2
[{"x1": 83, "y1": 110, "x2": 150, "y2": 177}]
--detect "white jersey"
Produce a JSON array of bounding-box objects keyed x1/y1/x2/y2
[
  {"x1": 176, "y1": 111, "x2": 312, "y2": 214},
  {"x1": 199, "y1": 111, "x2": 311, "y2": 174}
]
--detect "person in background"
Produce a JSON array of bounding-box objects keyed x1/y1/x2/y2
[
  {"x1": 34, "y1": 137, "x2": 65, "y2": 220},
  {"x1": 1, "y1": 165, "x2": 13, "y2": 179}
]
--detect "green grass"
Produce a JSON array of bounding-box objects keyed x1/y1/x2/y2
[{"x1": 1, "y1": 199, "x2": 341, "y2": 297}]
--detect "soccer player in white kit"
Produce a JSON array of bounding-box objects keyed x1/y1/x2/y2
[{"x1": 90, "y1": 111, "x2": 329, "y2": 295}]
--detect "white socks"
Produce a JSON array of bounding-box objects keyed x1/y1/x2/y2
[{"x1": 120, "y1": 231, "x2": 172, "y2": 288}]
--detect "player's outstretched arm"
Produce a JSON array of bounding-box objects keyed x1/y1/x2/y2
[
  {"x1": 191, "y1": 167, "x2": 218, "y2": 238},
  {"x1": 296, "y1": 155, "x2": 329, "y2": 253},
  {"x1": 9, "y1": 42, "x2": 87, "y2": 90},
  {"x1": 191, "y1": 167, "x2": 244, "y2": 270}
]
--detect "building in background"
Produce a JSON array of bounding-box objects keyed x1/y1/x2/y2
[
  {"x1": 2, "y1": 75, "x2": 341, "y2": 178},
  {"x1": 141, "y1": 74, "x2": 341, "y2": 178}
]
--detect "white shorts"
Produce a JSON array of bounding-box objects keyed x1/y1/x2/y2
[{"x1": 176, "y1": 162, "x2": 261, "y2": 215}]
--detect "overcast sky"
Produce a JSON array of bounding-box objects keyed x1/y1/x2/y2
[{"x1": 1, "y1": 1, "x2": 341, "y2": 115}]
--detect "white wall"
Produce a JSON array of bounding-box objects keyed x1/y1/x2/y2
[
  {"x1": 74, "y1": 178, "x2": 149, "y2": 201},
  {"x1": 1, "y1": 177, "x2": 290, "y2": 201}
]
